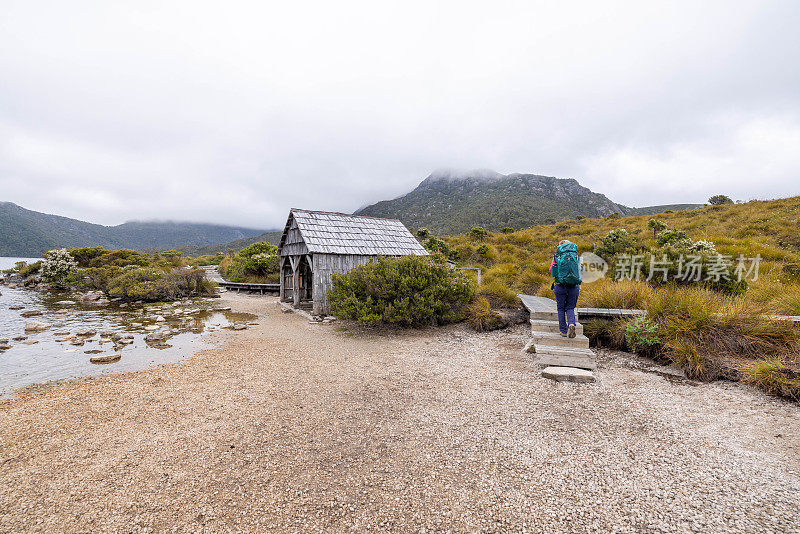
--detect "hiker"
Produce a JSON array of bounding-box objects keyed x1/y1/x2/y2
[{"x1": 549, "y1": 239, "x2": 582, "y2": 338}]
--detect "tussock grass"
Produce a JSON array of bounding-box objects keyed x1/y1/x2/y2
[
  {"x1": 742, "y1": 358, "x2": 800, "y2": 400},
  {"x1": 477, "y1": 279, "x2": 520, "y2": 307},
  {"x1": 466, "y1": 296, "x2": 506, "y2": 332},
  {"x1": 665, "y1": 339, "x2": 708, "y2": 380},
  {"x1": 583, "y1": 318, "x2": 627, "y2": 349},
  {"x1": 579, "y1": 279, "x2": 653, "y2": 309}
]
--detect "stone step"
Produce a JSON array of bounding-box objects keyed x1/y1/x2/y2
[
  {"x1": 542, "y1": 366, "x2": 596, "y2": 384},
  {"x1": 536, "y1": 353, "x2": 596, "y2": 370},
  {"x1": 531, "y1": 332, "x2": 590, "y2": 349},
  {"x1": 530, "y1": 319, "x2": 583, "y2": 335}
]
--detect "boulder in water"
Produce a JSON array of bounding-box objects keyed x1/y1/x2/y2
[
  {"x1": 90, "y1": 354, "x2": 121, "y2": 364},
  {"x1": 24, "y1": 321, "x2": 52, "y2": 332}
]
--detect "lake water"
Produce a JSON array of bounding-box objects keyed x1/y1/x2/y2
[
  {"x1": 0, "y1": 257, "x2": 253, "y2": 397},
  {"x1": 0, "y1": 257, "x2": 41, "y2": 271}
]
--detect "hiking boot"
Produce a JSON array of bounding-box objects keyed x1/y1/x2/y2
[
  {"x1": 568, "y1": 324, "x2": 576, "y2": 338},
  {"x1": 560, "y1": 331, "x2": 568, "y2": 337}
]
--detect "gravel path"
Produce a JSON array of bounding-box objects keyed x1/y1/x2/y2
[{"x1": 1, "y1": 294, "x2": 799, "y2": 532}]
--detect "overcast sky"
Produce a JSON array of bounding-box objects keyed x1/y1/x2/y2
[{"x1": 1, "y1": 1, "x2": 798, "y2": 229}]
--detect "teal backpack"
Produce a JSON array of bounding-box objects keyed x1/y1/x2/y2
[{"x1": 554, "y1": 242, "x2": 582, "y2": 286}]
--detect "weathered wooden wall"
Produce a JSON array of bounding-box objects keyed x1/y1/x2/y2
[
  {"x1": 280, "y1": 218, "x2": 309, "y2": 257},
  {"x1": 312, "y1": 254, "x2": 374, "y2": 315}
]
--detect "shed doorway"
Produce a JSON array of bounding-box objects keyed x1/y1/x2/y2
[{"x1": 297, "y1": 256, "x2": 313, "y2": 301}]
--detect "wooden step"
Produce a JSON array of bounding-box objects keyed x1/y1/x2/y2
[
  {"x1": 530, "y1": 319, "x2": 583, "y2": 335},
  {"x1": 536, "y1": 353, "x2": 596, "y2": 370},
  {"x1": 529, "y1": 310, "x2": 581, "y2": 322},
  {"x1": 532, "y1": 345, "x2": 595, "y2": 357},
  {"x1": 542, "y1": 366, "x2": 596, "y2": 384},
  {"x1": 532, "y1": 332, "x2": 590, "y2": 349}
]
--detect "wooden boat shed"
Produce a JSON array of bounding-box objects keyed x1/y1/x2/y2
[{"x1": 278, "y1": 209, "x2": 429, "y2": 315}]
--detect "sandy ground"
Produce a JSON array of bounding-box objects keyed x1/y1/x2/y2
[{"x1": 1, "y1": 293, "x2": 799, "y2": 533}]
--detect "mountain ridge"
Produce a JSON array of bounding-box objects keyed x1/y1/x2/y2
[
  {"x1": 0, "y1": 201, "x2": 269, "y2": 257},
  {"x1": 355, "y1": 170, "x2": 702, "y2": 234}
]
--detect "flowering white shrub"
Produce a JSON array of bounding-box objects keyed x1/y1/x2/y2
[
  {"x1": 690, "y1": 240, "x2": 717, "y2": 254},
  {"x1": 40, "y1": 248, "x2": 78, "y2": 285}
]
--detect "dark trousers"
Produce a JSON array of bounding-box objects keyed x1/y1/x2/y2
[{"x1": 553, "y1": 283, "x2": 580, "y2": 334}]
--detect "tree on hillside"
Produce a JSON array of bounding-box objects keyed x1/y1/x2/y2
[
  {"x1": 708, "y1": 194, "x2": 734, "y2": 205},
  {"x1": 647, "y1": 218, "x2": 667, "y2": 239}
]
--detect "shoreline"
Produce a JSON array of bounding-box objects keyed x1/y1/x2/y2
[{"x1": 1, "y1": 292, "x2": 799, "y2": 531}]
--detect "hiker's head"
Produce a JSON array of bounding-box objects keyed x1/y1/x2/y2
[{"x1": 558, "y1": 239, "x2": 571, "y2": 246}]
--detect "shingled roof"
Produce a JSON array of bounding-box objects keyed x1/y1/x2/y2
[{"x1": 279, "y1": 209, "x2": 429, "y2": 256}]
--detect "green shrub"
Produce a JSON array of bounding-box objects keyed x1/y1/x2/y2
[
  {"x1": 624, "y1": 316, "x2": 660, "y2": 354},
  {"x1": 219, "y1": 242, "x2": 280, "y2": 282},
  {"x1": 89, "y1": 249, "x2": 150, "y2": 268},
  {"x1": 500, "y1": 227, "x2": 514, "y2": 234},
  {"x1": 106, "y1": 267, "x2": 209, "y2": 301},
  {"x1": 328, "y1": 256, "x2": 475, "y2": 326},
  {"x1": 68, "y1": 246, "x2": 107, "y2": 267},
  {"x1": 469, "y1": 226, "x2": 488, "y2": 241},
  {"x1": 595, "y1": 228, "x2": 637, "y2": 261},
  {"x1": 17, "y1": 260, "x2": 42, "y2": 277},
  {"x1": 656, "y1": 229, "x2": 690, "y2": 248},
  {"x1": 156, "y1": 250, "x2": 184, "y2": 267},
  {"x1": 647, "y1": 219, "x2": 667, "y2": 238},
  {"x1": 423, "y1": 237, "x2": 450, "y2": 256},
  {"x1": 709, "y1": 194, "x2": 734, "y2": 205}
]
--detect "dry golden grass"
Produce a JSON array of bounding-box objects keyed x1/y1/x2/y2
[
  {"x1": 445, "y1": 196, "x2": 800, "y2": 301},
  {"x1": 578, "y1": 279, "x2": 654, "y2": 309},
  {"x1": 742, "y1": 358, "x2": 800, "y2": 400}
]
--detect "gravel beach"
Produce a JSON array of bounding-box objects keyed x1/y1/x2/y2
[{"x1": 1, "y1": 293, "x2": 799, "y2": 532}]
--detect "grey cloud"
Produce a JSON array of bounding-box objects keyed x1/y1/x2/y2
[{"x1": 1, "y1": 1, "x2": 798, "y2": 228}]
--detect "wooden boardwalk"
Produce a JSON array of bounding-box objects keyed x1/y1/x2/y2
[
  {"x1": 519, "y1": 293, "x2": 800, "y2": 325},
  {"x1": 201, "y1": 266, "x2": 279, "y2": 294},
  {"x1": 518, "y1": 294, "x2": 645, "y2": 320}
]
